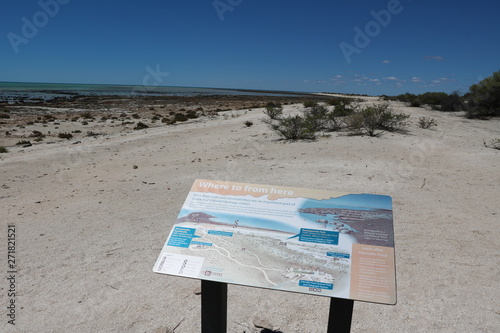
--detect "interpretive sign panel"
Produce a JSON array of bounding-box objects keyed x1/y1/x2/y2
[{"x1": 153, "y1": 179, "x2": 396, "y2": 305}]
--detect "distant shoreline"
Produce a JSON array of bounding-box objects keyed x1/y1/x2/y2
[{"x1": 0, "y1": 81, "x2": 319, "y2": 102}]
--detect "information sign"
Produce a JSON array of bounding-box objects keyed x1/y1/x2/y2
[{"x1": 153, "y1": 179, "x2": 396, "y2": 305}]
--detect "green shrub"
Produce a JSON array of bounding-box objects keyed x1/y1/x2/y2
[
  {"x1": 303, "y1": 101, "x2": 318, "y2": 108},
  {"x1": 466, "y1": 70, "x2": 500, "y2": 118},
  {"x1": 264, "y1": 105, "x2": 283, "y2": 120},
  {"x1": 327, "y1": 97, "x2": 354, "y2": 106},
  {"x1": 58, "y1": 132, "x2": 73, "y2": 140},
  {"x1": 174, "y1": 113, "x2": 188, "y2": 122},
  {"x1": 270, "y1": 115, "x2": 316, "y2": 140},
  {"x1": 0, "y1": 146, "x2": 8, "y2": 153},
  {"x1": 133, "y1": 122, "x2": 149, "y2": 130},
  {"x1": 304, "y1": 105, "x2": 329, "y2": 131},
  {"x1": 348, "y1": 104, "x2": 409, "y2": 136},
  {"x1": 327, "y1": 102, "x2": 357, "y2": 131},
  {"x1": 439, "y1": 92, "x2": 464, "y2": 111},
  {"x1": 244, "y1": 120, "x2": 253, "y2": 127},
  {"x1": 29, "y1": 130, "x2": 45, "y2": 138},
  {"x1": 410, "y1": 99, "x2": 421, "y2": 107},
  {"x1": 81, "y1": 111, "x2": 94, "y2": 119},
  {"x1": 186, "y1": 110, "x2": 199, "y2": 119},
  {"x1": 418, "y1": 116, "x2": 437, "y2": 129},
  {"x1": 265, "y1": 102, "x2": 281, "y2": 108}
]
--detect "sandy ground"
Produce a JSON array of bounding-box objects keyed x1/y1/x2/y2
[{"x1": 1, "y1": 98, "x2": 499, "y2": 332}]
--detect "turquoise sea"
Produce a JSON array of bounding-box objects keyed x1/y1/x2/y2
[{"x1": 0, "y1": 81, "x2": 304, "y2": 101}]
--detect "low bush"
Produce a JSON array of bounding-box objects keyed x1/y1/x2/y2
[
  {"x1": 133, "y1": 122, "x2": 149, "y2": 130},
  {"x1": 410, "y1": 99, "x2": 421, "y2": 107},
  {"x1": 418, "y1": 116, "x2": 437, "y2": 129},
  {"x1": 29, "y1": 130, "x2": 45, "y2": 138},
  {"x1": 327, "y1": 97, "x2": 354, "y2": 106},
  {"x1": 266, "y1": 102, "x2": 408, "y2": 139},
  {"x1": 58, "y1": 132, "x2": 73, "y2": 140},
  {"x1": 270, "y1": 115, "x2": 316, "y2": 140},
  {"x1": 303, "y1": 101, "x2": 318, "y2": 108},
  {"x1": 0, "y1": 146, "x2": 8, "y2": 153},
  {"x1": 0, "y1": 113, "x2": 10, "y2": 119},
  {"x1": 81, "y1": 111, "x2": 94, "y2": 119},
  {"x1": 304, "y1": 105, "x2": 329, "y2": 131},
  {"x1": 186, "y1": 110, "x2": 199, "y2": 119},
  {"x1": 264, "y1": 105, "x2": 283, "y2": 120},
  {"x1": 244, "y1": 120, "x2": 253, "y2": 127},
  {"x1": 174, "y1": 113, "x2": 188, "y2": 122},
  {"x1": 484, "y1": 138, "x2": 500, "y2": 150},
  {"x1": 348, "y1": 104, "x2": 409, "y2": 136}
]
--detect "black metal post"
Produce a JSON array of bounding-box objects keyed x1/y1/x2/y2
[
  {"x1": 201, "y1": 280, "x2": 227, "y2": 333},
  {"x1": 327, "y1": 297, "x2": 354, "y2": 333}
]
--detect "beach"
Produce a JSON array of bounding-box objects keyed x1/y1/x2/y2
[{"x1": 1, "y1": 95, "x2": 499, "y2": 332}]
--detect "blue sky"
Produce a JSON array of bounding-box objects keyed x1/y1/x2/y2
[{"x1": 1, "y1": 0, "x2": 499, "y2": 95}]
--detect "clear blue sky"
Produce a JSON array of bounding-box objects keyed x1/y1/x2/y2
[{"x1": 1, "y1": 0, "x2": 499, "y2": 95}]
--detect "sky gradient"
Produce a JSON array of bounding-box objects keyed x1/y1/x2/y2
[{"x1": 2, "y1": 0, "x2": 499, "y2": 95}]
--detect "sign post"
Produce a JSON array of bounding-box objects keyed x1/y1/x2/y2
[
  {"x1": 201, "y1": 280, "x2": 227, "y2": 333},
  {"x1": 327, "y1": 298, "x2": 354, "y2": 333},
  {"x1": 154, "y1": 180, "x2": 397, "y2": 332}
]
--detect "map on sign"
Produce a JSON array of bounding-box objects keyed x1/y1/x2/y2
[{"x1": 153, "y1": 179, "x2": 397, "y2": 305}]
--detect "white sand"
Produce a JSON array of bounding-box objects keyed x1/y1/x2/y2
[{"x1": 1, "y1": 99, "x2": 499, "y2": 332}]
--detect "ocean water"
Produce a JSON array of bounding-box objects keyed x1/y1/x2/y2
[{"x1": 0, "y1": 81, "x2": 302, "y2": 101}]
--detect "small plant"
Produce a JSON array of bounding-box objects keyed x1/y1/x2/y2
[
  {"x1": 244, "y1": 120, "x2": 253, "y2": 127},
  {"x1": 134, "y1": 122, "x2": 149, "y2": 130},
  {"x1": 174, "y1": 113, "x2": 189, "y2": 122},
  {"x1": 410, "y1": 99, "x2": 421, "y2": 107},
  {"x1": 484, "y1": 138, "x2": 500, "y2": 150},
  {"x1": 16, "y1": 140, "x2": 31, "y2": 145},
  {"x1": 58, "y1": 132, "x2": 73, "y2": 140},
  {"x1": 0, "y1": 113, "x2": 10, "y2": 119},
  {"x1": 81, "y1": 121, "x2": 89, "y2": 125},
  {"x1": 418, "y1": 116, "x2": 437, "y2": 129},
  {"x1": 304, "y1": 105, "x2": 329, "y2": 131},
  {"x1": 132, "y1": 113, "x2": 140, "y2": 119},
  {"x1": 186, "y1": 110, "x2": 199, "y2": 119},
  {"x1": 29, "y1": 130, "x2": 45, "y2": 138},
  {"x1": 303, "y1": 101, "x2": 318, "y2": 108},
  {"x1": 0, "y1": 146, "x2": 8, "y2": 153},
  {"x1": 270, "y1": 115, "x2": 316, "y2": 140},
  {"x1": 326, "y1": 101, "x2": 357, "y2": 131},
  {"x1": 264, "y1": 104, "x2": 283, "y2": 120},
  {"x1": 327, "y1": 97, "x2": 354, "y2": 106},
  {"x1": 81, "y1": 111, "x2": 94, "y2": 119},
  {"x1": 348, "y1": 104, "x2": 409, "y2": 136}
]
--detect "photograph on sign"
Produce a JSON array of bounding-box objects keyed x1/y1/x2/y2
[{"x1": 153, "y1": 179, "x2": 396, "y2": 305}]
